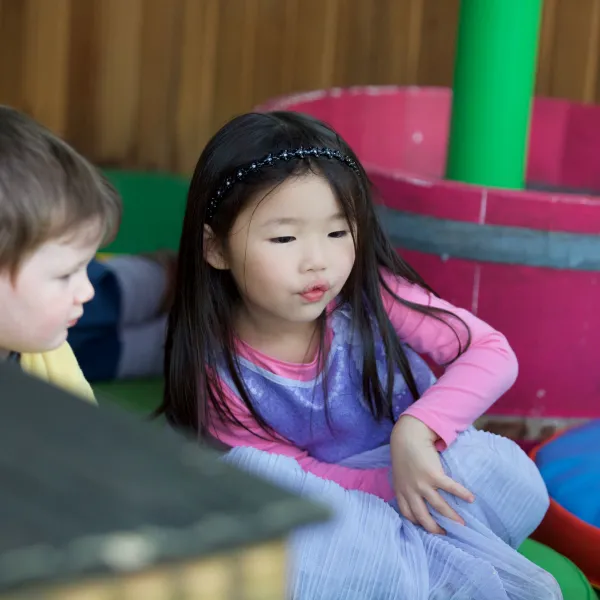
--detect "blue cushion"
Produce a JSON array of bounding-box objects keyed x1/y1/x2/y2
[{"x1": 535, "y1": 421, "x2": 600, "y2": 528}]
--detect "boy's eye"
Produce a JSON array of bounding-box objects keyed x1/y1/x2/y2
[
  {"x1": 329, "y1": 230, "x2": 348, "y2": 238},
  {"x1": 58, "y1": 262, "x2": 88, "y2": 281},
  {"x1": 270, "y1": 236, "x2": 296, "y2": 244}
]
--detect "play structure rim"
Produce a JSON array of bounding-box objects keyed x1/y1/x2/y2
[
  {"x1": 529, "y1": 427, "x2": 600, "y2": 589},
  {"x1": 257, "y1": 84, "x2": 600, "y2": 205}
]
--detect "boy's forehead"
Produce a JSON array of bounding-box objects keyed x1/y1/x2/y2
[
  {"x1": 28, "y1": 223, "x2": 102, "y2": 265},
  {"x1": 38, "y1": 239, "x2": 94, "y2": 260},
  {"x1": 59, "y1": 217, "x2": 104, "y2": 245}
]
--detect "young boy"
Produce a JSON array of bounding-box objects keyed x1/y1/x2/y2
[{"x1": 0, "y1": 106, "x2": 122, "y2": 402}]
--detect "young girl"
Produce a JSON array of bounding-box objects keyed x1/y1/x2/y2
[{"x1": 159, "y1": 112, "x2": 561, "y2": 599}]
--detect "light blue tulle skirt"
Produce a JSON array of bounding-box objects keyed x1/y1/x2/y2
[{"x1": 224, "y1": 428, "x2": 563, "y2": 599}]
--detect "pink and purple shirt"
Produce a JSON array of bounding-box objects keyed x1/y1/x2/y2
[{"x1": 210, "y1": 271, "x2": 518, "y2": 501}]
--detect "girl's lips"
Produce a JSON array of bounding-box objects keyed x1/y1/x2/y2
[
  {"x1": 301, "y1": 289, "x2": 326, "y2": 302},
  {"x1": 300, "y1": 282, "x2": 330, "y2": 303}
]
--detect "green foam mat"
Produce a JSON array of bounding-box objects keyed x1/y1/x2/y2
[
  {"x1": 93, "y1": 379, "x2": 163, "y2": 415},
  {"x1": 103, "y1": 170, "x2": 189, "y2": 254},
  {"x1": 519, "y1": 538, "x2": 595, "y2": 599}
]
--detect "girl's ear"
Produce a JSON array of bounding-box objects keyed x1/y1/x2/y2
[{"x1": 203, "y1": 225, "x2": 229, "y2": 270}]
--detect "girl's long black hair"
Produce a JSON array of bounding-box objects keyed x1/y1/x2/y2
[{"x1": 156, "y1": 111, "x2": 470, "y2": 438}]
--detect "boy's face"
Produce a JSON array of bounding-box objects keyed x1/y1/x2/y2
[{"x1": 0, "y1": 224, "x2": 101, "y2": 357}]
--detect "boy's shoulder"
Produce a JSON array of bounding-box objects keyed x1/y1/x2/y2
[{"x1": 20, "y1": 343, "x2": 96, "y2": 404}]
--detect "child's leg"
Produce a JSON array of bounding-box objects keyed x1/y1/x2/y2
[
  {"x1": 68, "y1": 259, "x2": 121, "y2": 381},
  {"x1": 102, "y1": 254, "x2": 172, "y2": 326},
  {"x1": 421, "y1": 430, "x2": 560, "y2": 599},
  {"x1": 356, "y1": 433, "x2": 559, "y2": 597},
  {"x1": 105, "y1": 254, "x2": 174, "y2": 378},
  {"x1": 439, "y1": 428, "x2": 549, "y2": 548},
  {"x1": 117, "y1": 316, "x2": 167, "y2": 379},
  {"x1": 225, "y1": 446, "x2": 561, "y2": 600},
  {"x1": 338, "y1": 432, "x2": 549, "y2": 548},
  {"x1": 69, "y1": 254, "x2": 175, "y2": 381},
  {"x1": 225, "y1": 446, "x2": 431, "y2": 600}
]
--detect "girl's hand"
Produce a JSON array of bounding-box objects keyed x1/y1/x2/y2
[{"x1": 390, "y1": 415, "x2": 475, "y2": 535}]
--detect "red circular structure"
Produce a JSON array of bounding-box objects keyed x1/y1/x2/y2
[
  {"x1": 530, "y1": 424, "x2": 600, "y2": 587},
  {"x1": 258, "y1": 86, "x2": 600, "y2": 422}
]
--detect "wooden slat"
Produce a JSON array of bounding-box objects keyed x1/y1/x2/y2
[
  {"x1": 549, "y1": 0, "x2": 600, "y2": 102},
  {"x1": 416, "y1": 0, "x2": 459, "y2": 87},
  {"x1": 94, "y1": 0, "x2": 144, "y2": 165},
  {"x1": 1, "y1": 0, "x2": 600, "y2": 173},
  {"x1": 21, "y1": 0, "x2": 72, "y2": 135},
  {"x1": 405, "y1": 0, "x2": 426, "y2": 84},
  {"x1": 333, "y1": 0, "x2": 376, "y2": 86},
  {"x1": 211, "y1": 0, "x2": 259, "y2": 132},
  {"x1": 65, "y1": 0, "x2": 100, "y2": 157},
  {"x1": 536, "y1": 0, "x2": 559, "y2": 96},
  {"x1": 250, "y1": 0, "x2": 291, "y2": 107},
  {"x1": 281, "y1": 0, "x2": 340, "y2": 94},
  {"x1": 173, "y1": 0, "x2": 220, "y2": 174},
  {"x1": 136, "y1": 0, "x2": 183, "y2": 170},
  {"x1": 9, "y1": 541, "x2": 287, "y2": 600},
  {"x1": 0, "y1": 0, "x2": 27, "y2": 109},
  {"x1": 278, "y1": 0, "x2": 299, "y2": 95},
  {"x1": 586, "y1": 0, "x2": 600, "y2": 104},
  {"x1": 369, "y1": 0, "x2": 417, "y2": 85}
]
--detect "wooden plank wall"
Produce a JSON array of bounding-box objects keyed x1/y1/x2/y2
[{"x1": 0, "y1": 0, "x2": 599, "y2": 174}]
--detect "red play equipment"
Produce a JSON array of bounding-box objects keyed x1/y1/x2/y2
[{"x1": 259, "y1": 86, "x2": 600, "y2": 423}]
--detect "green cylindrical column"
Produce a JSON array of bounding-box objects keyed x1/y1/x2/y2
[{"x1": 445, "y1": 0, "x2": 543, "y2": 189}]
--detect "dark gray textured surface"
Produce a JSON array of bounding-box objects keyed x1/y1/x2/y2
[
  {"x1": 379, "y1": 207, "x2": 600, "y2": 271},
  {"x1": 0, "y1": 363, "x2": 329, "y2": 591}
]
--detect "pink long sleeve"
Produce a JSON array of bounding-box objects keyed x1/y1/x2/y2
[
  {"x1": 381, "y1": 272, "x2": 518, "y2": 448},
  {"x1": 208, "y1": 379, "x2": 395, "y2": 500}
]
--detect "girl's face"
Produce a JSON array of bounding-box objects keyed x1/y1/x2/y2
[{"x1": 206, "y1": 174, "x2": 356, "y2": 335}]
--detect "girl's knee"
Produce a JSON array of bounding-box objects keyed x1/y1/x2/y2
[{"x1": 443, "y1": 430, "x2": 550, "y2": 543}]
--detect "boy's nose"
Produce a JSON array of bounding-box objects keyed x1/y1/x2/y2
[{"x1": 76, "y1": 275, "x2": 95, "y2": 304}]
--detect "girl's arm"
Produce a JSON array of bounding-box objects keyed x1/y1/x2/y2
[
  {"x1": 208, "y1": 379, "x2": 395, "y2": 500},
  {"x1": 381, "y1": 271, "x2": 518, "y2": 448}
]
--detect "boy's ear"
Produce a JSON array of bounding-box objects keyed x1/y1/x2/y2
[{"x1": 203, "y1": 225, "x2": 229, "y2": 270}]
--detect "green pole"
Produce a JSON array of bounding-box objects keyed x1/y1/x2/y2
[{"x1": 445, "y1": 0, "x2": 543, "y2": 189}]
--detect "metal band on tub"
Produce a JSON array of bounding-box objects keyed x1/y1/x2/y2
[{"x1": 378, "y1": 206, "x2": 600, "y2": 271}]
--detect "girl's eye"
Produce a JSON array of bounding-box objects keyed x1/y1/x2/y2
[
  {"x1": 270, "y1": 236, "x2": 296, "y2": 244},
  {"x1": 329, "y1": 230, "x2": 348, "y2": 238}
]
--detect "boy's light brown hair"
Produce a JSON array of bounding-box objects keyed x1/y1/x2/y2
[{"x1": 0, "y1": 106, "x2": 122, "y2": 274}]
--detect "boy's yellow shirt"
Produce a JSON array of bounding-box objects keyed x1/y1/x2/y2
[{"x1": 20, "y1": 342, "x2": 96, "y2": 403}]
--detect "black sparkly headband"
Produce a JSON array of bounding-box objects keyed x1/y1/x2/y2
[{"x1": 206, "y1": 146, "x2": 360, "y2": 222}]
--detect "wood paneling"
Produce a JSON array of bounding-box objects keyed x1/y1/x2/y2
[{"x1": 0, "y1": 0, "x2": 598, "y2": 174}]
